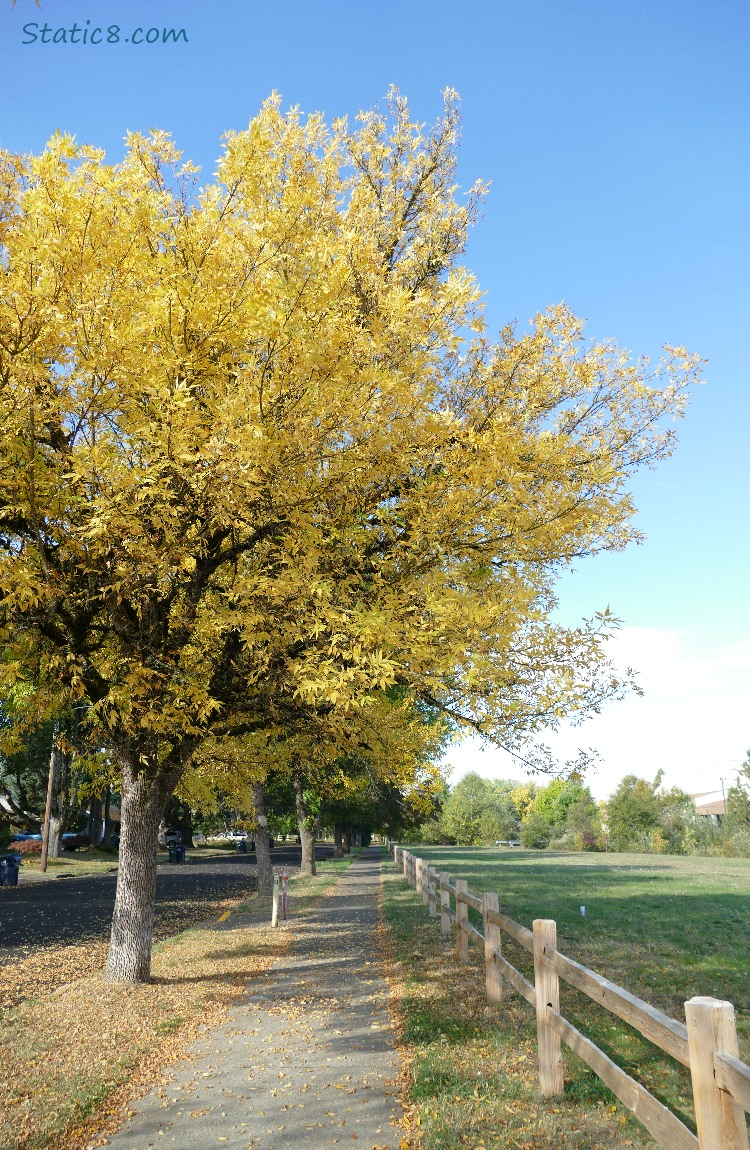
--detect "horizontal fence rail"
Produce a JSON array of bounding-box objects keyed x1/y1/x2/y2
[{"x1": 387, "y1": 842, "x2": 750, "y2": 1150}]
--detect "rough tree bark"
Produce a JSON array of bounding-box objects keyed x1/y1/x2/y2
[
  {"x1": 334, "y1": 822, "x2": 345, "y2": 859},
  {"x1": 104, "y1": 756, "x2": 181, "y2": 983},
  {"x1": 48, "y1": 813, "x2": 63, "y2": 857},
  {"x1": 293, "y1": 773, "x2": 316, "y2": 876},
  {"x1": 251, "y1": 781, "x2": 273, "y2": 896}
]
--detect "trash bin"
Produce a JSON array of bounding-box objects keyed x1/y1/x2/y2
[
  {"x1": 237, "y1": 839, "x2": 247, "y2": 854},
  {"x1": 175, "y1": 844, "x2": 186, "y2": 863},
  {"x1": 168, "y1": 843, "x2": 178, "y2": 863},
  {"x1": 0, "y1": 855, "x2": 20, "y2": 887}
]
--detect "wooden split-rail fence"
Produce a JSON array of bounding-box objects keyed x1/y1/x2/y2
[{"x1": 387, "y1": 843, "x2": 750, "y2": 1150}]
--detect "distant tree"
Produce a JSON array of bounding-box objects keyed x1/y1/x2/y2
[
  {"x1": 0, "y1": 713, "x2": 52, "y2": 831},
  {"x1": 725, "y1": 751, "x2": 750, "y2": 829},
  {"x1": 606, "y1": 775, "x2": 662, "y2": 851},
  {"x1": 511, "y1": 783, "x2": 538, "y2": 822},
  {"x1": 655, "y1": 784, "x2": 695, "y2": 853},
  {"x1": 519, "y1": 809, "x2": 553, "y2": 849},
  {"x1": 529, "y1": 777, "x2": 586, "y2": 829},
  {"x1": 0, "y1": 706, "x2": 99, "y2": 853},
  {"x1": 563, "y1": 791, "x2": 602, "y2": 850},
  {"x1": 605, "y1": 771, "x2": 693, "y2": 854},
  {"x1": 441, "y1": 773, "x2": 521, "y2": 845},
  {"x1": 518, "y1": 777, "x2": 597, "y2": 849}
]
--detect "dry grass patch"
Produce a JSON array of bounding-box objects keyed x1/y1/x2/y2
[
  {"x1": 18, "y1": 855, "x2": 120, "y2": 878},
  {"x1": 2, "y1": 918, "x2": 286, "y2": 1150}
]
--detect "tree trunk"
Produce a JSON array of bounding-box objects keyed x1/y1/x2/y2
[
  {"x1": 48, "y1": 815, "x2": 63, "y2": 856},
  {"x1": 293, "y1": 774, "x2": 316, "y2": 876},
  {"x1": 102, "y1": 785, "x2": 116, "y2": 844},
  {"x1": 334, "y1": 822, "x2": 345, "y2": 859},
  {"x1": 87, "y1": 795, "x2": 103, "y2": 846},
  {"x1": 251, "y1": 782, "x2": 273, "y2": 896},
  {"x1": 104, "y1": 756, "x2": 180, "y2": 983},
  {"x1": 344, "y1": 828, "x2": 352, "y2": 854}
]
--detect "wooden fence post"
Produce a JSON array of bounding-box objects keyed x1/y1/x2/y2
[
  {"x1": 440, "y1": 873, "x2": 451, "y2": 936},
  {"x1": 533, "y1": 919, "x2": 564, "y2": 1096},
  {"x1": 420, "y1": 860, "x2": 430, "y2": 907},
  {"x1": 686, "y1": 997, "x2": 750, "y2": 1150},
  {"x1": 402, "y1": 850, "x2": 409, "y2": 881},
  {"x1": 428, "y1": 868, "x2": 438, "y2": 918},
  {"x1": 455, "y1": 879, "x2": 469, "y2": 963},
  {"x1": 415, "y1": 856, "x2": 424, "y2": 898},
  {"x1": 483, "y1": 892, "x2": 503, "y2": 1007}
]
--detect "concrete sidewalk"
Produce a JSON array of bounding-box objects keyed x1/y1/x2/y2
[{"x1": 100, "y1": 847, "x2": 403, "y2": 1150}]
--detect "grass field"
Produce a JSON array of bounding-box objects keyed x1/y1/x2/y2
[{"x1": 381, "y1": 846, "x2": 750, "y2": 1150}]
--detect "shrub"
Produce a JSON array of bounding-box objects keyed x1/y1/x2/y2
[{"x1": 11, "y1": 838, "x2": 42, "y2": 854}]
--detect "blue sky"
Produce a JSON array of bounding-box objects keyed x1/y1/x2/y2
[{"x1": 2, "y1": 0, "x2": 748, "y2": 799}]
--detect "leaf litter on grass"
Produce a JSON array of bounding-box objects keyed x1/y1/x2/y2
[
  {"x1": 0, "y1": 888, "x2": 248, "y2": 1013},
  {"x1": 0, "y1": 854, "x2": 361, "y2": 1150},
  {"x1": 1, "y1": 915, "x2": 289, "y2": 1150}
]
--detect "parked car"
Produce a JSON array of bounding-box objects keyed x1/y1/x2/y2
[{"x1": 62, "y1": 832, "x2": 90, "y2": 851}]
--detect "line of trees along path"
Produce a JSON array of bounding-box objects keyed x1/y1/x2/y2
[{"x1": 0, "y1": 91, "x2": 699, "y2": 981}]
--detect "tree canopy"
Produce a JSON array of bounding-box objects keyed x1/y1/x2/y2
[{"x1": 0, "y1": 90, "x2": 699, "y2": 980}]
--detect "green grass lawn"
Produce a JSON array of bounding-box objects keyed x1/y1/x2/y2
[{"x1": 382, "y1": 846, "x2": 750, "y2": 1149}]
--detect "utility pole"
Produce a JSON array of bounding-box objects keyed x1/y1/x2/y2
[{"x1": 40, "y1": 721, "x2": 61, "y2": 874}]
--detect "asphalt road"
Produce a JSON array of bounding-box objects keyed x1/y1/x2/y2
[{"x1": 0, "y1": 844, "x2": 333, "y2": 954}]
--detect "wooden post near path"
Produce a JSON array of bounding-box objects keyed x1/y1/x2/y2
[
  {"x1": 420, "y1": 860, "x2": 430, "y2": 907},
  {"x1": 483, "y1": 892, "x2": 503, "y2": 1007},
  {"x1": 439, "y1": 873, "x2": 451, "y2": 937},
  {"x1": 271, "y1": 875, "x2": 280, "y2": 928},
  {"x1": 455, "y1": 879, "x2": 469, "y2": 963},
  {"x1": 428, "y1": 868, "x2": 438, "y2": 918},
  {"x1": 533, "y1": 918, "x2": 564, "y2": 1096},
  {"x1": 686, "y1": 997, "x2": 750, "y2": 1150}
]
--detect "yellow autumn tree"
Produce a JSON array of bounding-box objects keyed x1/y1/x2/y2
[{"x1": 0, "y1": 91, "x2": 700, "y2": 981}]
